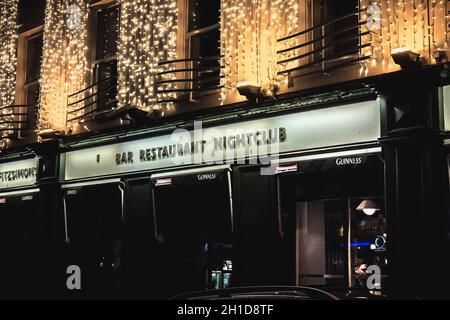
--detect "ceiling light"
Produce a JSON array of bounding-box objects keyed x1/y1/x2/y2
[{"x1": 356, "y1": 199, "x2": 380, "y2": 216}]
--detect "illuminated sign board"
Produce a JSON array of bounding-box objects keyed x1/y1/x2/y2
[
  {"x1": 0, "y1": 158, "x2": 39, "y2": 189},
  {"x1": 62, "y1": 100, "x2": 381, "y2": 181}
]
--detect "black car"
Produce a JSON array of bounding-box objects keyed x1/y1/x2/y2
[{"x1": 170, "y1": 286, "x2": 340, "y2": 300}]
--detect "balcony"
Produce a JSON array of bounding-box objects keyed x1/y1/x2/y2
[
  {"x1": 277, "y1": 8, "x2": 374, "y2": 88},
  {"x1": 156, "y1": 56, "x2": 224, "y2": 104},
  {"x1": 0, "y1": 104, "x2": 38, "y2": 144},
  {"x1": 66, "y1": 76, "x2": 118, "y2": 128}
]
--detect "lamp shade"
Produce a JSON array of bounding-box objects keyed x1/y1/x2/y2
[{"x1": 356, "y1": 199, "x2": 380, "y2": 216}]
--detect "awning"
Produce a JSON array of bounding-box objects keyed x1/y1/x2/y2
[
  {"x1": 0, "y1": 188, "x2": 40, "y2": 205},
  {"x1": 61, "y1": 178, "x2": 121, "y2": 189},
  {"x1": 272, "y1": 147, "x2": 382, "y2": 175},
  {"x1": 151, "y1": 165, "x2": 231, "y2": 187}
]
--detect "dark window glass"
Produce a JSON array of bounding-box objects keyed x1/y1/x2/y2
[
  {"x1": 185, "y1": 0, "x2": 221, "y2": 100},
  {"x1": 188, "y1": 0, "x2": 220, "y2": 31},
  {"x1": 190, "y1": 28, "x2": 221, "y2": 94},
  {"x1": 154, "y1": 178, "x2": 233, "y2": 296},
  {"x1": 25, "y1": 83, "x2": 39, "y2": 129},
  {"x1": 96, "y1": 5, "x2": 120, "y2": 60},
  {"x1": 96, "y1": 59, "x2": 118, "y2": 112},
  {"x1": 26, "y1": 34, "x2": 43, "y2": 84},
  {"x1": 123, "y1": 179, "x2": 159, "y2": 298},
  {"x1": 0, "y1": 194, "x2": 47, "y2": 297},
  {"x1": 20, "y1": 32, "x2": 43, "y2": 133},
  {"x1": 313, "y1": 0, "x2": 359, "y2": 61},
  {"x1": 64, "y1": 184, "x2": 123, "y2": 296},
  {"x1": 351, "y1": 197, "x2": 388, "y2": 290},
  {"x1": 94, "y1": 4, "x2": 119, "y2": 112}
]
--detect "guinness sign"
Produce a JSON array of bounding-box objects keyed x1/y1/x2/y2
[
  {"x1": 197, "y1": 173, "x2": 217, "y2": 181},
  {"x1": 336, "y1": 157, "x2": 363, "y2": 166}
]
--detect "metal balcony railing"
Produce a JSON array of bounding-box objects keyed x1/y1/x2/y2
[
  {"x1": 66, "y1": 76, "x2": 118, "y2": 125},
  {"x1": 277, "y1": 8, "x2": 373, "y2": 80},
  {"x1": 0, "y1": 104, "x2": 38, "y2": 139},
  {"x1": 156, "y1": 56, "x2": 224, "y2": 103}
]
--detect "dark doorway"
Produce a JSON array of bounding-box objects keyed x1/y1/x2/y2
[
  {"x1": 0, "y1": 191, "x2": 47, "y2": 298},
  {"x1": 63, "y1": 183, "x2": 123, "y2": 298},
  {"x1": 152, "y1": 169, "x2": 233, "y2": 298}
]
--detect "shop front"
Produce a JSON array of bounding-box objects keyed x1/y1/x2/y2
[
  {"x1": 62, "y1": 179, "x2": 124, "y2": 298},
  {"x1": 0, "y1": 157, "x2": 51, "y2": 297},
  {"x1": 151, "y1": 165, "x2": 233, "y2": 296},
  {"x1": 59, "y1": 97, "x2": 383, "y2": 298},
  {"x1": 274, "y1": 149, "x2": 387, "y2": 290}
]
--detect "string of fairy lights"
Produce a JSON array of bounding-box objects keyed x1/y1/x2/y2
[
  {"x1": 221, "y1": 0, "x2": 300, "y2": 91},
  {"x1": 2, "y1": 0, "x2": 450, "y2": 136},
  {"x1": 39, "y1": 0, "x2": 88, "y2": 132},
  {"x1": 118, "y1": 0, "x2": 178, "y2": 112},
  {"x1": 360, "y1": 0, "x2": 450, "y2": 72},
  {"x1": 0, "y1": 0, "x2": 19, "y2": 139}
]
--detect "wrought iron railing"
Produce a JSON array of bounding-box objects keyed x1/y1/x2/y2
[
  {"x1": 156, "y1": 55, "x2": 224, "y2": 103},
  {"x1": 66, "y1": 76, "x2": 118, "y2": 124},
  {"x1": 0, "y1": 104, "x2": 38, "y2": 139},
  {"x1": 277, "y1": 8, "x2": 373, "y2": 80}
]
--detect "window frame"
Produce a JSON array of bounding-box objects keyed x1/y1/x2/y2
[
  {"x1": 87, "y1": 0, "x2": 120, "y2": 114},
  {"x1": 184, "y1": 0, "x2": 221, "y2": 102},
  {"x1": 310, "y1": 0, "x2": 360, "y2": 67},
  {"x1": 14, "y1": 25, "x2": 44, "y2": 137}
]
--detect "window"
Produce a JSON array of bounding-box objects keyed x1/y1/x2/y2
[
  {"x1": 93, "y1": 3, "x2": 119, "y2": 112},
  {"x1": 15, "y1": 27, "x2": 43, "y2": 135},
  {"x1": 277, "y1": 154, "x2": 387, "y2": 291},
  {"x1": 312, "y1": 0, "x2": 359, "y2": 64},
  {"x1": 350, "y1": 197, "x2": 387, "y2": 290},
  {"x1": 296, "y1": 200, "x2": 347, "y2": 287},
  {"x1": 186, "y1": 0, "x2": 221, "y2": 100}
]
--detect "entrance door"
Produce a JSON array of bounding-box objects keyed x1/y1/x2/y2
[
  {"x1": 63, "y1": 182, "x2": 123, "y2": 298},
  {"x1": 0, "y1": 191, "x2": 45, "y2": 298},
  {"x1": 151, "y1": 167, "x2": 233, "y2": 298},
  {"x1": 122, "y1": 177, "x2": 158, "y2": 298}
]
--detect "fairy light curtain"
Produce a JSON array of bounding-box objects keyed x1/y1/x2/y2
[
  {"x1": 39, "y1": 0, "x2": 88, "y2": 132},
  {"x1": 361, "y1": 0, "x2": 450, "y2": 69},
  {"x1": 221, "y1": 0, "x2": 304, "y2": 90},
  {"x1": 118, "y1": 0, "x2": 178, "y2": 112},
  {"x1": 0, "y1": 0, "x2": 19, "y2": 138}
]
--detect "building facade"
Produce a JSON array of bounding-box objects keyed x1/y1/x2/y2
[{"x1": 0, "y1": 0, "x2": 449, "y2": 299}]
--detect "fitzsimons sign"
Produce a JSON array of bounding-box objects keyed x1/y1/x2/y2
[{"x1": 0, "y1": 158, "x2": 39, "y2": 189}]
